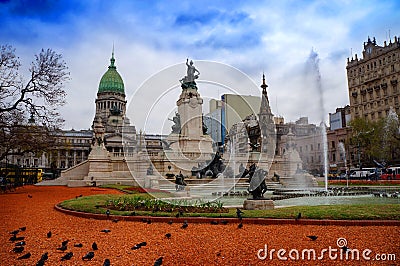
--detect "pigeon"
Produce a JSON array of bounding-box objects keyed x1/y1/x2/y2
[
  {"x1": 106, "y1": 209, "x2": 110, "y2": 217},
  {"x1": 36, "y1": 253, "x2": 48, "y2": 266},
  {"x1": 167, "y1": 220, "x2": 173, "y2": 225},
  {"x1": 57, "y1": 244, "x2": 68, "y2": 252},
  {"x1": 61, "y1": 252, "x2": 73, "y2": 261},
  {"x1": 47, "y1": 231, "x2": 52, "y2": 238},
  {"x1": 101, "y1": 229, "x2": 111, "y2": 233},
  {"x1": 15, "y1": 241, "x2": 26, "y2": 246},
  {"x1": 75, "y1": 194, "x2": 83, "y2": 198},
  {"x1": 131, "y1": 241, "x2": 147, "y2": 250},
  {"x1": 28, "y1": 194, "x2": 33, "y2": 198},
  {"x1": 17, "y1": 252, "x2": 31, "y2": 259},
  {"x1": 154, "y1": 256, "x2": 163, "y2": 266},
  {"x1": 10, "y1": 229, "x2": 20, "y2": 235},
  {"x1": 181, "y1": 221, "x2": 188, "y2": 229},
  {"x1": 220, "y1": 220, "x2": 228, "y2": 225},
  {"x1": 92, "y1": 242, "x2": 98, "y2": 250},
  {"x1": 236, "y1": 208, "x2": 244, "y2": 220},
  {"x1": 130, "y1": 211, "x2": 136, "y2": 216},
  {"x1": 341, "y1": 246, "x2": 351, "y2": 253},
  {"x1": 40, "y1": 252, "x2": 49, "y2": 261},
  {"x1": 74, "y1": 243, "x2": 83, "y2": 247},
  {"x1": 36, "y1": 259, "x2": 45, "y2": 266},
  {"x1": 12, "y1": 246, "x2": 24, "y2": 253},
  {"x1": 103, "y1": 258, "x2": 111, "y2": 266},
  {"x1": 82, "y1": 251, "x2": 95, "y2": 261},
  {"x1": 9, "y1": 235, "x2": 24, "y2": 242},
  {"x1": 295, "y1": 212, "x2": 302, "y2": 221},
  {"x1": 112, "y1": 218, "x2": 119, "y2": 223},
  {"x1": 165, "y1": 233, "x2": 171, "y2": 239},
  {"x1": 238, "y1": 223, "x2": 243, "y2": 229},
  {"x1": 307, "y1": 235, "x2": 318, "y2": 241},
  {"x1": 211, "y1": 221, "x2": 219, "y2": 225},
  {"x1": 61, "y1": 240, "x2": 69, "y2": 246},
  {"x1": 19, "y1": 226, "x2": 26, "y2": 231},
  {"x1": 131, "y1": 244, "x2": 141, "y2": 250}
]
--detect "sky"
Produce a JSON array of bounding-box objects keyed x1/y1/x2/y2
[{"x1": 1, "y1": 0, "x2": 400, "y2": 133}]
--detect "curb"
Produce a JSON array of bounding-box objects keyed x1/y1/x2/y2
[{"x1": 54, "y1": 205, "x2": 400, "y2": 226}]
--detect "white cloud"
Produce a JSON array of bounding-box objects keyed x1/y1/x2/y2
[{"x1": 2, "y1": 0, "x2": 399, "y2": 131}]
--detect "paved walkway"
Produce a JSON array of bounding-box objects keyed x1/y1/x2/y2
[{"x1": 1, "y1": 185, "x2": 399, "y2": 265}]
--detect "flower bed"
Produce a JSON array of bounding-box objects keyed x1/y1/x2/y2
[{"x1": 105, "y1": 196, "x2": 228, "y2": 213}]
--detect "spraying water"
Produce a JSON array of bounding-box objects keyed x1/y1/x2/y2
[
  {"x1": 307, "y1": 49, "x2": 328, "y2": 191},
  {"x1": 338, "y1": 142, "x2": 348, "y2": 187}
]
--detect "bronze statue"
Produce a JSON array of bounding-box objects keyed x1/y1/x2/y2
[
  {"x1": 248, "y1": 167, "x2": 268, "y2": 199},
  {"x1": 180, "y1": 58, "x2": 200, "y2": 89}
]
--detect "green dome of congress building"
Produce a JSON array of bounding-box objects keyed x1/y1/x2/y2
[{"x1": 98, "y1": 52, "x2": 125, "y2": 94}]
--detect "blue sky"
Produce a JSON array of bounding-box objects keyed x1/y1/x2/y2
[{"x1": 1, "y1": 0, "x2": 400, "y2": 131}]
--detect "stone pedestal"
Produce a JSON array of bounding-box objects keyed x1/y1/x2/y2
[
  {"x1": 165, "y1": 133, "x2": 214, "y2": 176},
  {"x1": 243, "y1": 199, "x2": 274, "y2": 210},
  {"x1": 85, "y1": 145, "x2": 112, "y2": 182},
  {"x1": 144, "y1": 175, "x2": 160, "y2": 189}
]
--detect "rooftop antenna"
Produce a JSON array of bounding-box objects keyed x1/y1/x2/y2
[{"x1": 389, "y1": 29, "x2": 391, "y2": 42}]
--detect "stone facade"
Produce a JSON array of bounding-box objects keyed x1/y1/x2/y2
[{"x1": 347, "y1": 36, "x2": 400, "y2": 121}]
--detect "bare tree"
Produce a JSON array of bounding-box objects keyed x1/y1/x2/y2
[{"x1": 0, "y1": 45, "x2": 70, "y2": 162}]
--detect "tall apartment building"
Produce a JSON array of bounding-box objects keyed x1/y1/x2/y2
[
  {"x1": 204, "y1": 94, "x2": 261, "y2": 146},
  {"x1": 346, "y1": 36, "x2": 400, "y2": 121}
]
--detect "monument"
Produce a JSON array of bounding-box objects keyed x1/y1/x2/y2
[
  {"x1": 164, "y1": 59, "x2": 215, "y2": 176},
  {"x1": 243, "y1": 166, "x2": 274, "y2": 210}
]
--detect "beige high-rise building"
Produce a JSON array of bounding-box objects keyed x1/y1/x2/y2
[{"x1": 346, "y1": 36, "x2": 400, "y2": 121}]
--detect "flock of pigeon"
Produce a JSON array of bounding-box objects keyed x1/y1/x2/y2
[
  {"x1": 7, "y1": 197, "x2": 344, "y2": 265},
  {"x1": 6, "y1": 206, "x2": 247, "y2": 265}
]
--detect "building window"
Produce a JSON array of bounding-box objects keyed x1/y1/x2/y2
[
  {"x1": 318, "y1": 143, "x2": 320, "y2": 150},
  {"x1": 332, "y1": 153, "x2": 336, "y2": 162},
  {"x1": 331, "y1": 141, "x2": 335, "y2": 149},
  {"x1": 311, "y1": 144, "x2": 313, "y2": 151}
]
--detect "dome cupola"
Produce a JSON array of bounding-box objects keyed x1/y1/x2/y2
[{"x1": 98, "y1": 51, "x2": 125, "y2": 94}]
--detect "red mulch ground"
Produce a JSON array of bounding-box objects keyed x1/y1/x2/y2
[{"x1": 0, "y1": 185, "x2": 399, "y2": 266}]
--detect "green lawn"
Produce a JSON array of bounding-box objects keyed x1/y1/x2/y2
[{"x1": 58, "y1": 194, "x2": 400, "y2": 220}]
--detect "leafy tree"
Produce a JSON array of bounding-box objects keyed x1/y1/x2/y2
[
  {"x1": 0, "y1": 45, "x2": 69, "y2": 162},
  {"x1": 380, "y1": 109, "x2": 400, "y2": 164},
  {"x1": 349, "y1": 114, "x2": 400, "y2": 166}
]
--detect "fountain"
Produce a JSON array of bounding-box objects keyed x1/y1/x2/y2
[
  {"x1": 338, "y1": 142, "x2": 348, "y2": 187},
  {"x1": 307, "y1": 49, "x2": 329, "y2": 191}
]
